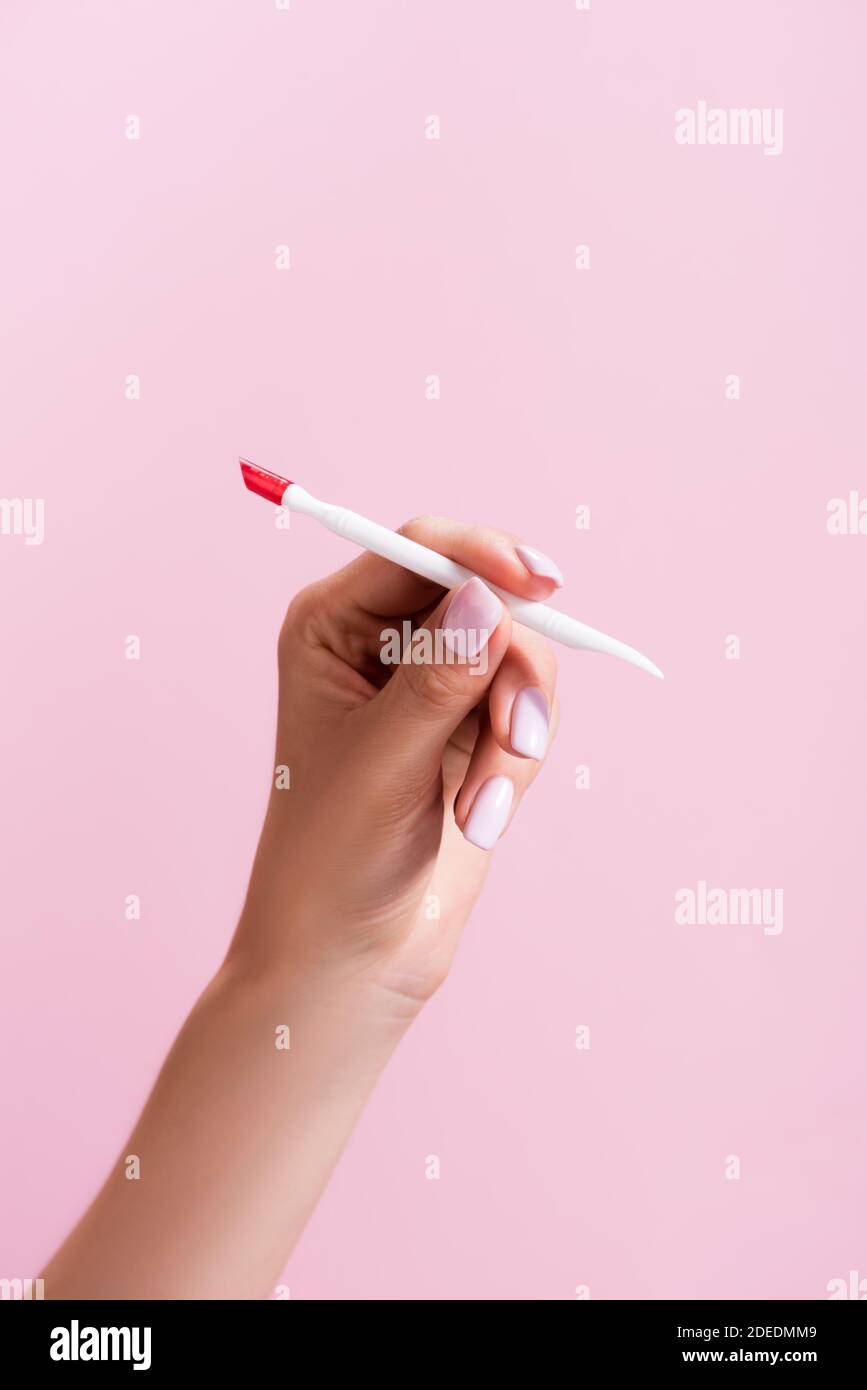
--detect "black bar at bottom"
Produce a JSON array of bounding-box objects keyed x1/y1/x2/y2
[{"x1": 3, "y1": 1297, "x2": 864, "y2": 1374}]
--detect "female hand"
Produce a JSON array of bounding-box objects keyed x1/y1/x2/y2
[
  {"x1": 42, "y1": 517, "x2": 561, "y2": 1299},
  {"x1": 232, "y1": 516, "x2": 560, "y2": 1009}
]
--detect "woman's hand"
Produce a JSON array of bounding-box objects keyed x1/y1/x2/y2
[
  {"x1": 231, "y1": 517, "x2": 560, "y2": 1010},
  {"x1": 42, "y1": 517, "x2": 562, "y2": 1299}
]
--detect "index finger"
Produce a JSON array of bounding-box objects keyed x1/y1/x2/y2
[{"x1": 327, "y1": 515, "x2": 565, "y2": 620}]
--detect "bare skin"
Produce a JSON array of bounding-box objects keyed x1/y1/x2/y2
[{"x1": 42, "y1": 517, "x2": 559, "y2": 1299}]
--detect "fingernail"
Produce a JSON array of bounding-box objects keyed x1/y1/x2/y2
[
  {"x1": 515, "y1": 545, "x2": 564, "y2": 587},
  {"x1": 442, "y1": 577, "x2": 502, "y2": 659},
  {"x1": 463, "y1": 775, "x2": 514, "y2": 851},
  {"x1": 510, "y1": 687, "x2": 549, "y2": 759}
]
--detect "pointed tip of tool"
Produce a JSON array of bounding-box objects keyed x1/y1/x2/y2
[
  {"x1": 600, "y1": 637, "x2": 664, "y2": 681},
  {"x1": 633, "y1": 653, "x2": 664, "y2": 681},
  {"x1": 239, "y1": 458, "x2": 292, "y2": 505}
]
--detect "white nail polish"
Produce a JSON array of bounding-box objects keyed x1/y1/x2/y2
[
  {"x1": 463, "y1": 775, "x2": 514, "y2": 851},
  {"x1": 510, "y1": 688, "x2": 549, "y2": 759},
  {"x1": 515, "y1": 545, "x2": 564, "y2": 587}
]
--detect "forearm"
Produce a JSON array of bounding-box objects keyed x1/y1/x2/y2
[{"x1": 42, "y1": 953, "x2": 412, "y2": 1299}]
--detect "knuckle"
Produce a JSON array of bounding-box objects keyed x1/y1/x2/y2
[
  {"x1": 477, "y1": 523, "x2": 521, "y2": 552},
  {"x1": 396, "y1": 514, "x2": 442, "y2": 541},
  {"x1": 278, "y1": 585, "x2": 320, "y2": 650},
  {"x1": 538, "y1": 648, "x2": 558, "y2": 689},
  {"x1": 400, "y1": 651, "x2": 466, "y2": 712},
  {"x1": 513, "y1": 631, "x2": 559, "y2": 686}
]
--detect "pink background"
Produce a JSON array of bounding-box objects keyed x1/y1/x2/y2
[{"x1": 2, "y1": 0, "x2": 865, "y2": 1300}]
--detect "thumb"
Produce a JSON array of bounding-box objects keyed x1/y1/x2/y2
[{"x1": 366, "y1": 576, "x2": 511, "y2": 772}]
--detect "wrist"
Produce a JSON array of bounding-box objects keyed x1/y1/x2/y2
[{"x1": 221, "y1": 924, "x2": 428, "y2": 1043}]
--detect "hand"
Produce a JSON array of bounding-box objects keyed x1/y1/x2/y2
[
  {"x1": 231, "y1": 517, "x2": 561, "y2": 1009},
  {"x1": 42, "y1": 518, "x2": 563, "y2": 1299}
]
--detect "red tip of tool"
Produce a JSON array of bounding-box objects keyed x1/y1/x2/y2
[{"x1": 239, "y1": 458, "x2": 292, "y2": 505}]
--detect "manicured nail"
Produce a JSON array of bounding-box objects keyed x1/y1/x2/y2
[
  {"x1": 515, "y1": 545, "x2": 564, "y2": 588},
  {"x1": 463, "y1": 775, "x2": 514, "y2": 850},
  {"x1": 442, "y1": 577, "x2": 502, "y2": 659},
  {"x1": 510, "y1": 687, "x2": 549, "y2": 759}
]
